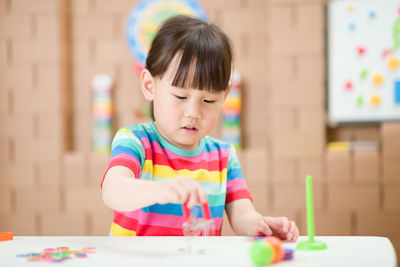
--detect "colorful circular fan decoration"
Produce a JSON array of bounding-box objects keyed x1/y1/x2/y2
[{"x1": 126, "y1": 0, "x2": 208, "y2": 73}]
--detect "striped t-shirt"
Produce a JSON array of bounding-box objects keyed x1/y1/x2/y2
[{"x1": 101, "y1": 121, "x2": 252, "y2": 236}]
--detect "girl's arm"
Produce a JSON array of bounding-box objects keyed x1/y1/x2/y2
[
  {"x1": 102, "y1": 166, "x2": 208, "y2": 212},
  {"x1": 102, "y1": 166, "x2": 161, "y2": 212},
  {"x1": 226, "y1": 198, "x2": 299, "y2": 241}
]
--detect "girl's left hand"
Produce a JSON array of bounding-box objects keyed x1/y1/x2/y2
[{"x1": 253, "y1": 216, "x2": 299, "y2": 242}]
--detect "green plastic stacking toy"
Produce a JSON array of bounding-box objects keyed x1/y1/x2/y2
[
  {"x1": 250, "y1": 241, "x2": 273, "y2": 266},
  {"x1": 296, "y1": 175, "x2": 327, "y2": 250}
]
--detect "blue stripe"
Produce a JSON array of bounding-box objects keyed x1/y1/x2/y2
[{"x1": 141, "y1": 203, "x2": 224, "y2": 218}]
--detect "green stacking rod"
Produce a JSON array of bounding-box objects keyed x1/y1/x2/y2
[{"x1": 296, "y1": 175, "x2": 327, "y2": 250}]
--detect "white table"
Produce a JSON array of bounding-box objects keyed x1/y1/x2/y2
[{"x1": 0, "y1": 236, "x2": 397, "y2": 266}]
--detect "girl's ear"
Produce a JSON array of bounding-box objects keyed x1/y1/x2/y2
[
  {"x1": 223, "y1": 82, "x2": 232, "y2": 100},
  {"x1": 141, "y1": 69, "x2": 155, "y2": 101}
]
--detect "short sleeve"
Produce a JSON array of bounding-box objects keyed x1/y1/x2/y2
[
  {"x1": 225, "y1": 145, "x2": 253, "y2": 204},
  {"x1": 100, "y1": 128, "x2": 145, "y2": 188}
]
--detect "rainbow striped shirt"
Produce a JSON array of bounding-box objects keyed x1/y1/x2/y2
[{"x1": 101, "y1": 122, "x2": 252, "y2": 236}]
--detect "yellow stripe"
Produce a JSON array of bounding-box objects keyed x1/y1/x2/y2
[
  {"x1": 110, "y1": 222, "x2": 137, "y2": 236},
  {"x1": 119, "y1": 128, "x2": 135, "y2": 135},
  {"x1": 142, "y1": 159, "x2": 227, "y2": 183}
]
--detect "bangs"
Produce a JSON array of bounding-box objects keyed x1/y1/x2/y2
[
  {"x1": 171, "y1": 37, "x2": 232, "y2": 92},
  {"x1": 146, "y1": 15, "x2": 232, "y2": 93}
]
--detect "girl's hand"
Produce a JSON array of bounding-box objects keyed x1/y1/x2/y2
[
  {"x1": 252, "y1": 216, "x2": 299, "y2": 242},
  {"x1": 153, "y1": 176, "x2": 207, "y2": 208}
]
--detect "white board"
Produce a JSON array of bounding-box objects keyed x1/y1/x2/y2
[{"x1": 328, "y1": 0, "x2": 400, "y2": 124}]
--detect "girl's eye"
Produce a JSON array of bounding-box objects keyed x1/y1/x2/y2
[
  {"x1": 204, "y1": 100, "x2": 216, "y2": 104},
  {"x1": 174, "y1": 95, "x2": 187, "y2": 100}
]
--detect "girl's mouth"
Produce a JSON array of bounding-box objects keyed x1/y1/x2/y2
[{"x1": 182, "y1": 126, "x2": 198, "y2": 134}]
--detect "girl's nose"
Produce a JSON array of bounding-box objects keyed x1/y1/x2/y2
[{"x1": 184, "y1": 101, "x2": 202, "y2": 120}]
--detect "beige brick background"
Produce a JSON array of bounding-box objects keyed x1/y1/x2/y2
[{"x1": 0, "y1": 0, "x2": 399, "y2": 262}]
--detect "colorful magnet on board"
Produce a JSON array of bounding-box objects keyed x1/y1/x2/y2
[
  {"x1": 382, "y1": 48, "x2": 392, "y2": 58},
  {"x1": 357, "y1": 95, "x2": 363, "y2": 107},
  {"x1": 370, "y1": 95, "x2": 381, "y2": 107},
  {"x1": 388, "y1": 57, "x2": 399, "y2": 70},
  {"x1": 357, "y1": 45, "x2": 366, "y2": 56},
  {"x1": 347, "y1": 4, "x2": 354, "y2": 12},
  {"x1": 394, "y1": 16, "x2": 400, "y2": 51},
  {"x1": 344, "y1": 80, "x2": 353, "y2": 91},
  {"x1": 395, "y1": 80, "x2": 400, "y2": 105},
  {"x1": 348, "y1": 22, "x2": 355, "y2": 31},
  {"x1": 360, "y1": 69, "x2": 368, "y2": 79},
  {"x1": 372, "y1": 74, "x2": 384, "y2": 86},
  {"x1": 369, "y1": 11, "x2": 376, "y2": 19}
]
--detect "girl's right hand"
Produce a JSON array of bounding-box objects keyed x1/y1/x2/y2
[{"x1": 153, "y1": 176, "x2": 207, "y2": 208}]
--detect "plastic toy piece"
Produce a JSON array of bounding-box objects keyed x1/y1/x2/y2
[
  {"x1": 370, "y1": 95, "x2": 381, "y2": 107},
  {"x1": 395, "y1": 80, "x2": 400, "y2": 105},
  {"x1": 296, "y1": 176, "x2": 327, "y2": 251},
  {"x1": 182, "y1": 201, "x2": 213, "y2": 236},
  {"x1": 369, "y1": 11, "x2": 376, "y2": 19},
  {"x1": 372, "y1": 74, "x2": 384, "y2": 86},
  {"x1": 344, "y1": 80, "x2": 353, "y2": 91},
  {"x1": 388, "y1": 57, "x2": 399, "y2": 70},
  {"x1": 250, "y1": 237, "x2": 293, "y2": 266},
  {"x1": 357, "y1": 95, "x2": 363, "y2": 107},
  {"x1": 0, "y1": 232, "x2": 13, "y2": 241},
  {"x1": 382, "y1": 48, "x2": 392, "y2": 58},
  {"x1": 357, "y1": 45, "x2": 366, "y2": 56}
]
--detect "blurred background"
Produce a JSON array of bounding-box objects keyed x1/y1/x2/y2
[{"x1": 0, "y1": 0, "x2": 399, "y2": 262}]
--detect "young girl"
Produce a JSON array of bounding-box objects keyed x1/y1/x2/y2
[{"x1": 101, "y1": 15, "x2": 299, "y2": 240}]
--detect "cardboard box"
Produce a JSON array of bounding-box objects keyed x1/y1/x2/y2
[
  {"x1": 266, "y1": 56, "x2": 296, "y2": 82},
  {"x1": 88, "y1": 209, "x2": 113, "y2": 235},
  {"x1": 0, "y1": 163, "x2": 35, "y2": 187},
  {"x1": 12, "y1": 41, "x2": 59, "y2": 64},
  {"x1": 381, "y1": 123, "x2": 400, "y2": 157},
  {"x1": 0, "y1": 212, "x2": 37, "y2": 235},
  {"x1": 295, "y1": 4, "x2": 324, "y2": 33},
  {"x1": 0, "y1": 114, "x2": 34, "y2": 138},
  {"x1": 326, "y1": 150, "x2": 352, "y2": 185},
  {"x1": 249, "y1": 186, "x2": 270, "y2": 215},
  {"x1": 383, "y1": 186, "x2": 400, "y2": 212},
  {"x1": 0, "y1": 15, "x2": 31, "y2": 40},
  {"x1": 62, "y1": 152, "x2": 87, "y2": 188},
  {"x1": 273, "y1": 133, "x2": 324, "y2": 159},
  {"x1": 298, "y1": 108, "x2": 325, "y2": 136},
  {"x1": 37, "y1": 161, "x2": 61, "y2": 188},
  {"x1": 65, "y1": 187, "x2": 104, "y2": 213},
  {"x1": 15, "y1": 187, "x2": 61, "y2": 214},
  {"x1": 355, "y1": 212, "x2": 400, "y2": 236},
  {"x1": 71, "y1": 15, "x2": 114, "y2": 41},
  {"x1": 71, "y1": 0, "x2": 92, "y2": 16},
  {"x1": 353, "y1": 150, "x2": 380, "y2": 185},
  {"x1": 36, "y1": 14, "x2": 59, "y2": 40},
  {"x1": 95, "y1": 40, "x2": 131, "y2": 64},
  {"x1": 382, "y1": 158, "x2": 400, "y2": 185},
  {"x1": 1, "y1": 65, "x2": 33, "y2": 89},
  {"x1": 10, "y1": 0, "x2": 57, "y2": 14},
  {"x1": 267, "y1": 5, "x2": 293, "y2": 31},
  {"x1": 270, "y1": 108, "x2": 296, "y2": 134},
  {"x1": 88, "y1": 153, "x2": 109, "y2": 186},
  {"x1": 272, "y1": 158, "x2": 297, "y2": 185},
  {"x1": 299, "y1": 211, "x2": 352, "y2": 236},
  {"x1": 272, "y1": 183, "x2": 324, "y2": 212},
  {"x1": 297, "y1": 158, "x2": 325, "y2": 185},
  {"x1": 327, "y1": 185, "x2": 380, "y2": 211},
  {"x1": 37, "y1": 63, "x2": 60, "y2": 91},
  {"x1": 242, "y1": 148, "x2": 269, "y2": 187},
  {"x1": 0, "y1": 186, "x2": 12, "y2": 213},
  {"x1": 40, "y1": 211, "x2": 87, "y2": 235}
]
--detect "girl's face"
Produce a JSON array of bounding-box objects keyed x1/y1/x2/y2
[{"x1": 141, "y1": 57, "x2": 230, "y2": 150}]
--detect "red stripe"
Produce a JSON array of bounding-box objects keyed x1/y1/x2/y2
[
  {"x1": 100, "y1": 158, "x2": 140, "y2": 188},
  {"x1": 151, "y1": 152, "x2": 228, "y2": 172},
  {"x1": 114, "y1": 212, "x2": 221, "y2": 236},
  {"x1": 226, "y1": 189, "x2": 253, "y2": 204}
]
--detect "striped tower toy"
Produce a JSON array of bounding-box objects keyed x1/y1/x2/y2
[
  {"x1": 222, "y1": 70, "x2": 241, "y2": 149},
  {"x1": 92, "y1": 74, "x2": 113, "y2": 154}
]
